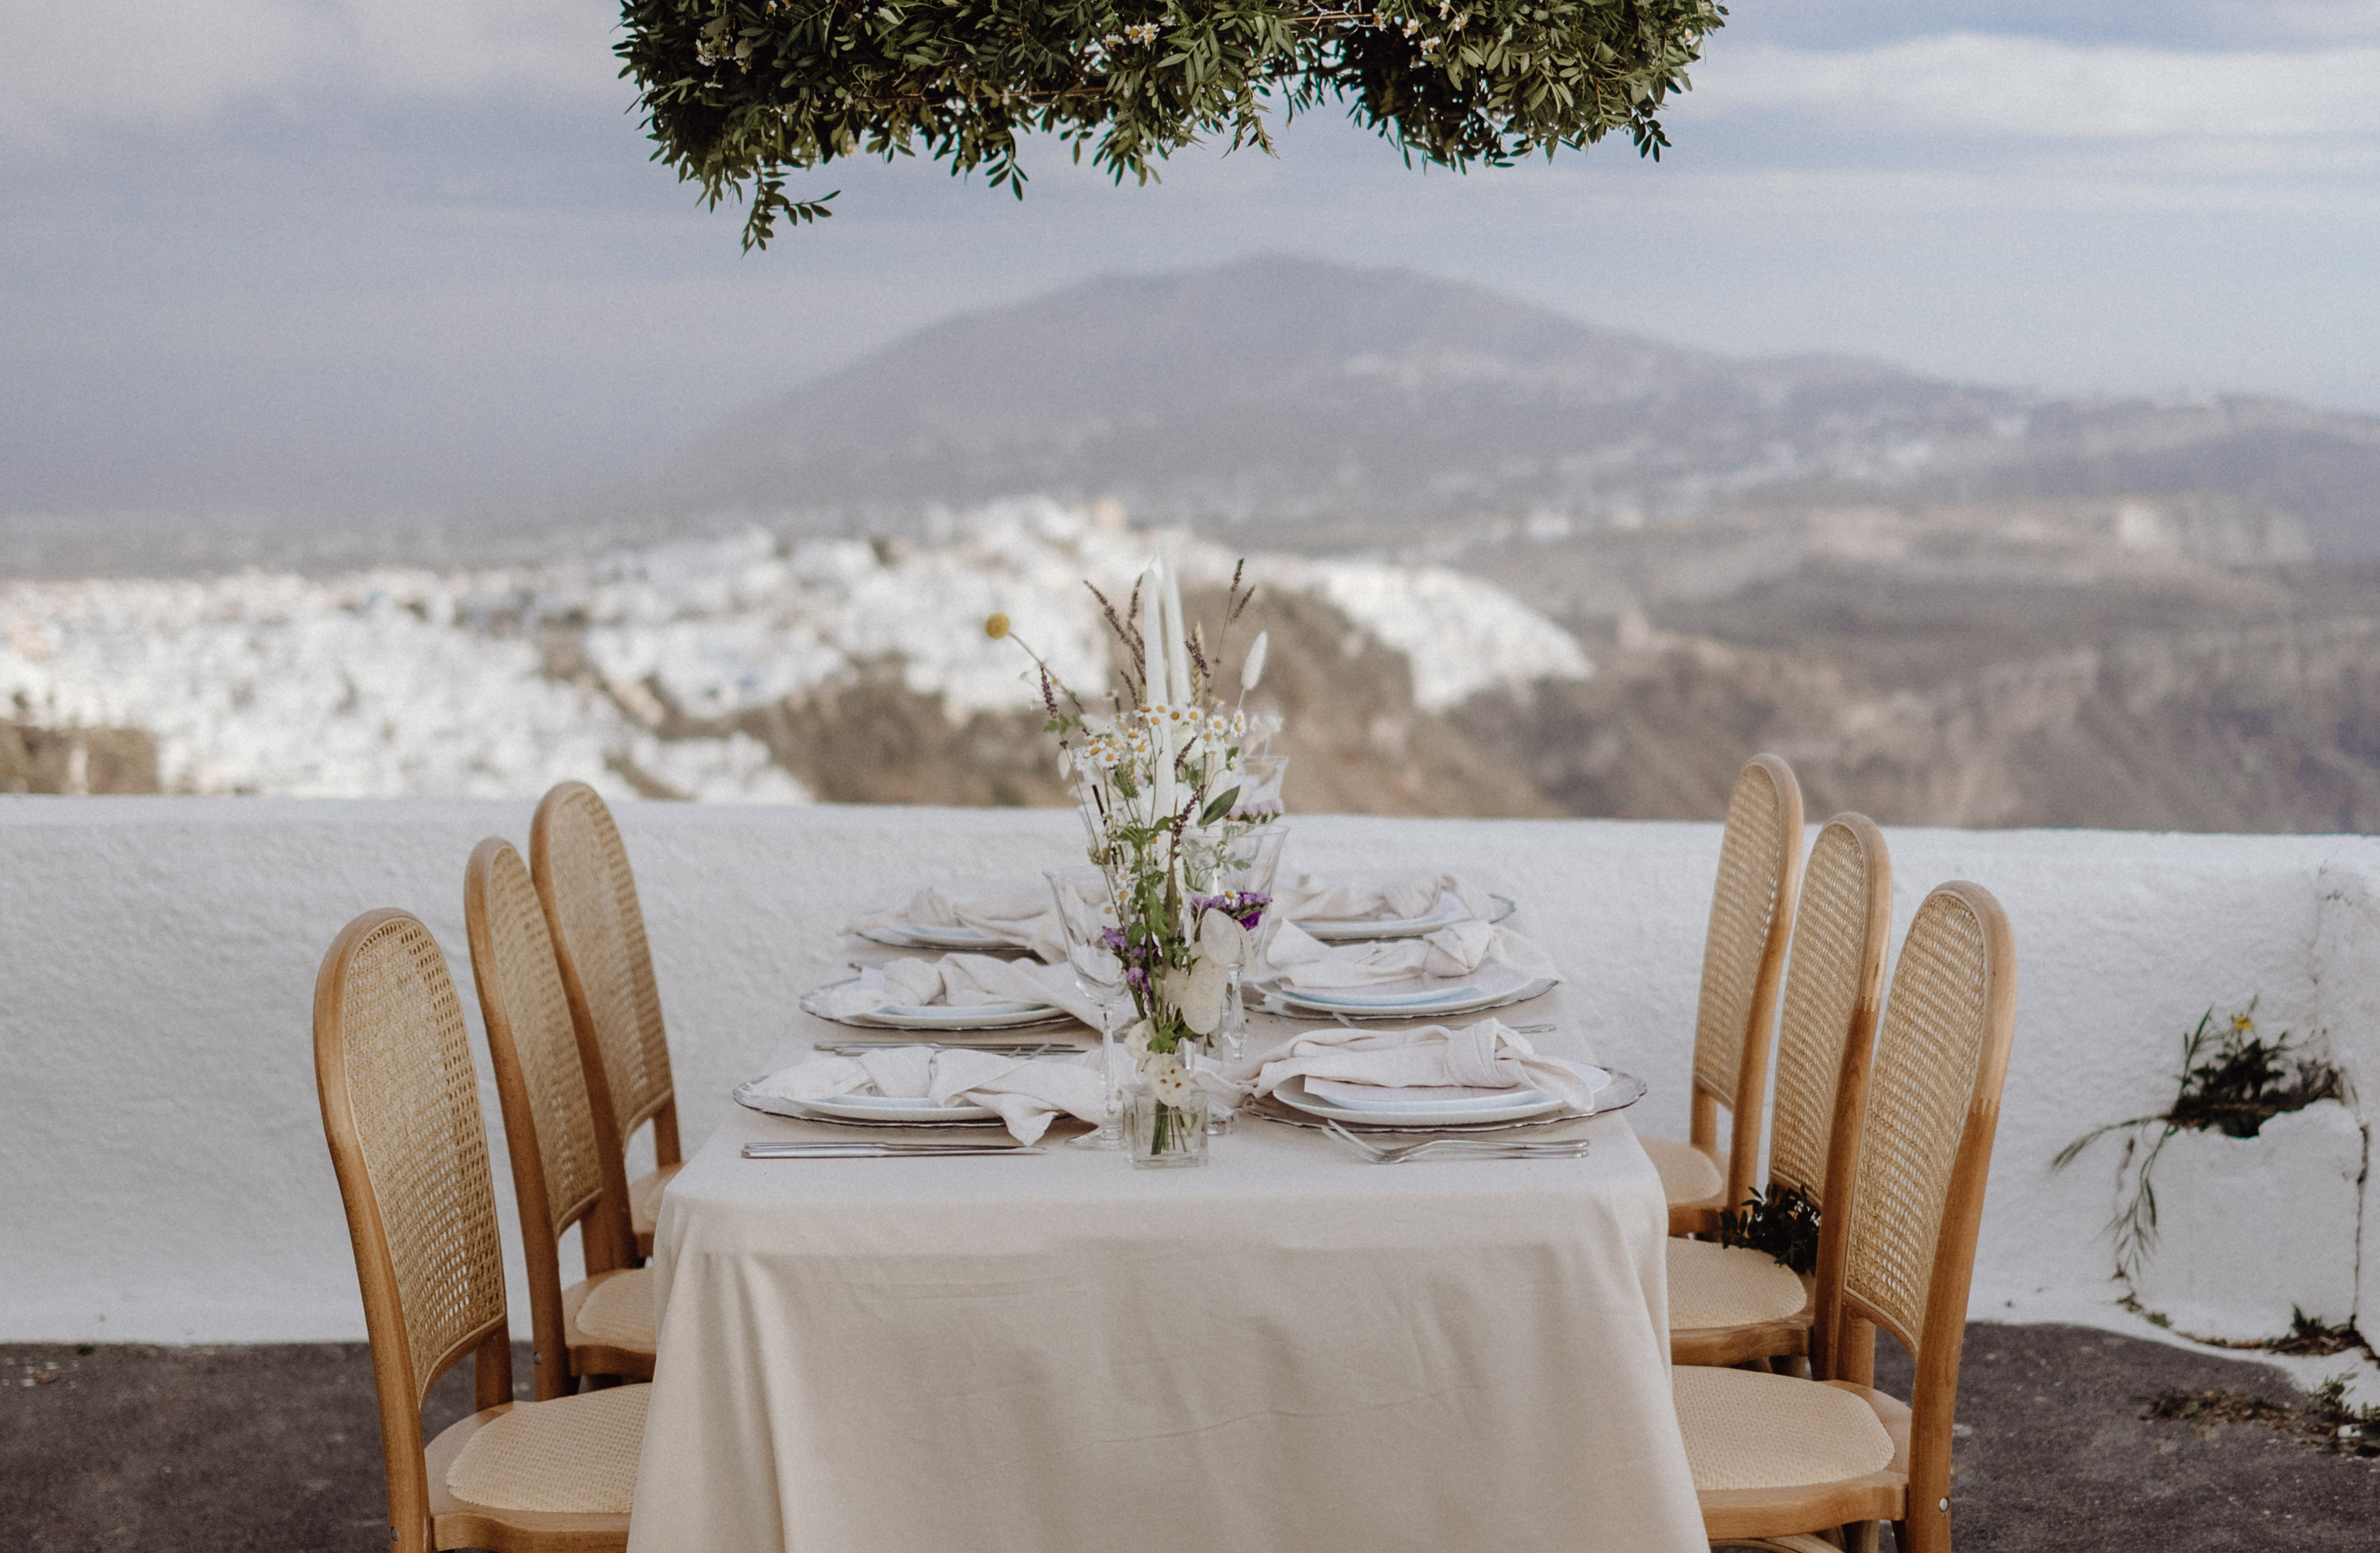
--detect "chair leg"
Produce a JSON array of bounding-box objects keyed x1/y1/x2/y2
[{"x1": 1843, "y1": 1521, "x2": 1879, "y2": 1553}]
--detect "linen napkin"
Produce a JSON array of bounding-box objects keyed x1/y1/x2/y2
[
  {"x1": 1273, "y1": 870, "x2": 1495, "y2": 926},
  {"x1": 750, "y1": 1045, "x2": 1106, "y2": 1144},
  {"x1": 1258, "y1": 918, "x2": 1557, "y2": 991},
  {"x1": 808, "y1": 953, "x2": 1111, "y2": 1031},
  {"x1": 846, "y1": 879, "x2": 1065, "y2": 963},
  {"x1": 1234, "y1": 1019, "x2": 1596, "y2": 1113}
]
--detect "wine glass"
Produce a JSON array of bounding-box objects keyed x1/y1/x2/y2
[
  {"x1": 1203, "y1": 824, "x2": 1289, "y2": 1133},
  {"x1": 1045, "y1": 866, "x2": 1130, "y2": 1150},
  {"x1": 1232, "y1": 754, "x2": 1292, "y2": 821}
]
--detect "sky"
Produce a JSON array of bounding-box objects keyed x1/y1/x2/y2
[{"x1": 3, "y1": 1, "x2": 2378, "y2": 516}]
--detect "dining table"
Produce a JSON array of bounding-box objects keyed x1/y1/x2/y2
[{"x1": 623, "y1": 979, "x2": 1705, "y2": 1553}]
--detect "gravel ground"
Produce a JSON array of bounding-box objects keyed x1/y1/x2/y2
[{"x1": 5, "y1": 1323, "x2": 2377, "y2": 1550}]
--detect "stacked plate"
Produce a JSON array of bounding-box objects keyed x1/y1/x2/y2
[
  {"x1": 1259, "y1": 1064, "x2": 1647, "y2": 1131},
  {"x1": 798, "y1": 979, "x2": 1069, "y2": 1033},
  {"x1": 1297, "y1": 891, "x2": 1517, "y2": 944},
  {"x1": 734, "y1": 1080, "x2": 1006, "y2": 1128},
  {"x1": 1246, "y1": 965, "x2": 1559, "y2": 1021}
]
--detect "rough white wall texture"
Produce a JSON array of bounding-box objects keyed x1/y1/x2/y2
[
  {"x1": 4, "y1": 800, "x2": 2378, "y2": 1355},
  {"x1": 2127, "y1": 1102, "x2": 2364, "y2": 1341}
]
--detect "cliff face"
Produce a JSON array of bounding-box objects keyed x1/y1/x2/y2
[{"x1": 1446, "y1": 618, "x2": 2380, "y2": 831}]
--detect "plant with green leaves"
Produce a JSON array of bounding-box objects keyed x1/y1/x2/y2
[
  {"x1": 2053, "y1": 1000, "x2": 2344, "y2": 1279},
  {"x1": 617, "y1": 0, "x2": 1729, "y2": 247},
  {"x1": 1716, "y1": 1181, "x2": 1820, "y2": 1275}
]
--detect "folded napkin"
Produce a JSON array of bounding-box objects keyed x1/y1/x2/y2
[
  {"x1": 1233, "y1": 1019, "x2": 1595, "y2": 1113},
  {"x1": 1259, "y1": 918, "x2": 1557, "y2": 991},
  {"x1": 750, "y1": 1045, "x2": 1106, "y2": 1144},
  {"x1": 846, "y1": 880, "x2": 1065, "y2": 963},
  {"x1": 808, "y1": 954, "x2": 1110, "y2": 1031},
  {"x1": 1273, "y1": 870, "x2": 1494, "y2": 926}
]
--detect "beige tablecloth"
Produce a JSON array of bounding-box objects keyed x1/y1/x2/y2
[{"x1": 627, "y1": 1022, "x2": 1702, "y2": 1553}]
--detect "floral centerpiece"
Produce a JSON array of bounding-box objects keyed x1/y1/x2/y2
[{"x1": 990, "y1": 546, "x2": 1280, "y2": 1163}]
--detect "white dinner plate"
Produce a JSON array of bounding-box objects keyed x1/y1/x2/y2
[
  {"x1": 872, "y1": 921, "x2": 1012, "y2": 949},
  {"x1": 1253, "y1": 968, "x2": 1560, "y2": 1021},
  {"x1": 1315, "y1": 1082, "x2": 1549, "y2": 1113},
  {"x1": 1298, "y1": 892, "x2": 1519, "y2": 943},
  {"x1": 798, "y1": 1091, "x2": 1002, "y2": 1123},
  {"x1": 732, "y1": 1079, "x2": 1008, "y2": 1128},
  {"x1": 1246, "y1": 1067, "x2": 1646, "y2": 1135},
  {"x1": 799, "y1": 980, "x2": 1070, "y2": 1031},
  {"x1": 1273, "y1": 1073, "x2": 1569, "y2": 1129}
]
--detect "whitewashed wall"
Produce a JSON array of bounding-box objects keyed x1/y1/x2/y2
[{"x1": 3, "y1": 798, "x2": 2378, "y2": 1352}]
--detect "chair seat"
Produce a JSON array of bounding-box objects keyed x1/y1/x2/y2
[
  {"x1": 1675, "y1": 1367, "x2": 1910, "y2": 1540},
  {"x1": 431, "y1": 1383, "x2": 647, "y2": 1525},
  {"x1": 1668, "y1": 1239, "x2": 1810, "y2": 1329},
  {"x1": 629, "y1": 1162, "x2": 681, "y2": 1259},
  {"x1": 1638, "y1": 1133, "x2": 1728, "y2": 1233},
  {"x1": 566, "y1": 1267, "x2": 657, "y2": 1353}
]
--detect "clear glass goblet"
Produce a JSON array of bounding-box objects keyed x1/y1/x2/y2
[
  {"x1": 1204, "y1": 824, "x2": 1289, "y2": 1133},
  {"x1": 1046, "y1": 865, "x2": 1130, "y2": 1151}
]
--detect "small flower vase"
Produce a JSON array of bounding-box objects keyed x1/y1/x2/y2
[{"x1": 1127, "y1": 1044, "x2": 1210, "y2": 1168}]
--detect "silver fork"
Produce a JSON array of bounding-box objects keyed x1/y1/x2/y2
[{"x1": 1319, "y1": 1118, "x2": 1591, "y2": 1164}]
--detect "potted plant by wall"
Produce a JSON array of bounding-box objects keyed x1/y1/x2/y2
[{"x1": 2056, "y1": 1002, "x2": 2362, "y2": 1344}]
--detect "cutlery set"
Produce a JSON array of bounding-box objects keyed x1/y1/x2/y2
[
  {"x1": 1316, "y1": 1117, "x2": 1591, "y2": 1165},
  {"x1": 743, "y1": 1141, "x2": 1045, "y2": 1160}
]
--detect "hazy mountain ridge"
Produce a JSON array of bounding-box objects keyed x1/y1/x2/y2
[{"x1": 611, "y1": 255, "x2": 2380, "y2": 559}]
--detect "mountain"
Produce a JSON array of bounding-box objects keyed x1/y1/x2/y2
[{"x1": 614, "y1": 254, "x2": 2380, "y2": 558}]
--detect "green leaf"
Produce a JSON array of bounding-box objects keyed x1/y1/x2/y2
[{"x1": 1196, "y1": 786, "x2": 1241, "y2": 826}]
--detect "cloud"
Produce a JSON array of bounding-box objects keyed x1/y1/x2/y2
[
  {"x1": 0, "y1": 0, "x2": 618, "y2": 142},
  {"x1": 1691, "y1": 32, "x2": 2380, "y2": 140}
]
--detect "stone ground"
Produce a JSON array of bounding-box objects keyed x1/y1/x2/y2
[{"x1": 4, "y1": 1322, "x2": 2377, "y2": 1550}]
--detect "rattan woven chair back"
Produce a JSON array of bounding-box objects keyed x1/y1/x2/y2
[
  {"x1": 1825, "y1": 880, "x2": 2017, "y2": 1551},
  {"x1": 314, "y1": 907, "x2": 514, "y2": 1547},
  {"x1": 1690, "y1": 753, "x2": 1806, "y2": 1212},
  {"x1": 531, "y1": 781, "x2": 680, "y2": 1240},
  {"x1": 1764, "y1": 813, "x2": 1893, "y2": 1378},
  {"x1": 466, "y1": 839, "x2": 637, "y2": 1379}
]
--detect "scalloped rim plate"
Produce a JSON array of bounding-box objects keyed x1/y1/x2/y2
[
  {"x1": 1273, "y1": 1073, "x2": 1568, "y2": 1128},
  {"x1": 1247, "y1": 1068, "x2": 1648, "y2": 1134},
  {"x1": 1254, "y1": 969, "x2": 1560, "y2": 1021},
  {"x1": 732, "y1": 1079, "x2": 1008, "y2": 1128},
  {"x1": 800, "y1": 978, "x2": 1071, "y2": 1031},
  {"x1": 1297, "y1": 892, "x2": 1518, "y2": 943}
]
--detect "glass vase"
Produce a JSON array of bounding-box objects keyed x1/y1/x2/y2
[{"x1": 1126, "y1": 1079, "x2": 1210, "y2": 1168}]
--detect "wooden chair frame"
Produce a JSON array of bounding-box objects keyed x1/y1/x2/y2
[
  {"x1": 466, "y1": 838, "x2": 654, "y2": 1399},
  {"x1": 1674, "y1": 813, "x2": 1891, "y2": 1370},
  {"x1": 1695, "y1": 880, "x2": 2018, "y2": 1553},
  {"x1": 531, "y1": 780, "x2": 683, "y2": 1262},
  {"x1": 1671, "y1": 753, "x2": 1805, "y2": 1234},
  {"x1": 314, "y1": 907, "x2": 634, "y2": 1551}
]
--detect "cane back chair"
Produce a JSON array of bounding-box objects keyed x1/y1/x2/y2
[
  {"x1": 1676, "y1": 880, "x2": 2018, "y2": 1553},
  {"x1": 1671, "y1": 814, "x2": 1892, "y2": 1369},
  {"x1": 1640, "y1": 753, "x2": 1806, "y2": 1235},
  {"x1": 313, "y1": 907, "x2": 647, "y2": 1551},
  {"x1": 466, "y1": 839, "x2": 658, "y2": 1398},
  {"x1": 532, "y1": 781, "x2": 682, "y2": 1261}
]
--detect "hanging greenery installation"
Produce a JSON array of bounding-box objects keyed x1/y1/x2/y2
[{"x1": 618, "y1": 0, "x2": 1729, "y2": 247}]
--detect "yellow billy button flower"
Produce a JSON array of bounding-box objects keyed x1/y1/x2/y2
[{"x1": 983, "y1": 612, "x2": 1010, "y2": 640}]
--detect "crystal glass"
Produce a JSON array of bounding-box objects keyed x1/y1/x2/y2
[
  {"x1": 1205, "y1": 824, "x2": 1289, "y2": 1134},
  {"x1": 1046, "y1": 866, "x2": 1130, "y2": 1150},
  {"x1": 1233, "y1": 754, "x2": 1291, "y2": 820}
]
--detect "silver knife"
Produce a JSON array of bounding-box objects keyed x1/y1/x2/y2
[
  {"x1": 742, "y1": 1141, "x2": 1045, "y2": 1159},
  {"x1": 817, "y1": 1041, "x2": 1084, "y2": 1056}
]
